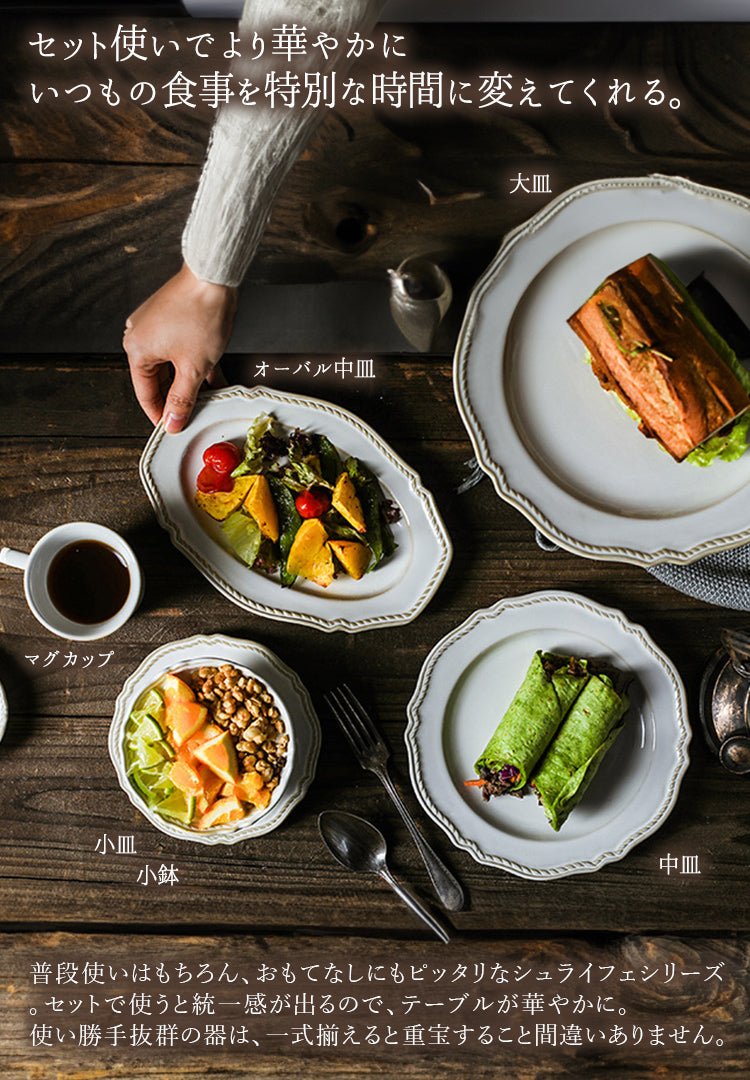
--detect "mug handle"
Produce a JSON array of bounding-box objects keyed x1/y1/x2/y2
[{"x1": 0, "y1": 547, "x2": 30, "y2": 571}]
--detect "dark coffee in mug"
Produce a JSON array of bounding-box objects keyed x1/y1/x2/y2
[{"x1": 47, "y1": 539, "x2": 131, "y2": 625}]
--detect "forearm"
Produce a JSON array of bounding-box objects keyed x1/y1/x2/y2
[{"x1": 182, "y1": 0, "x2": 386, "y2": 286}]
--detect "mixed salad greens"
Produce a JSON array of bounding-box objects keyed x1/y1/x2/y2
[{"x1": 194, "y1": 414, "x2": 400, "y2": 589}]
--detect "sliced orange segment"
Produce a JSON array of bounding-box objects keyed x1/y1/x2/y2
[
  {"x1": 169, "y1": 760, "x2": 204, "y2": 797},
  {"x1": 196, "y1": 796, "x2": 245, "y2": 829}
]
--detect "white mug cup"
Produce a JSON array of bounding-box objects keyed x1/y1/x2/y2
[{"x1": 0, "y1": 522, "x2": 143, "y2": 641}]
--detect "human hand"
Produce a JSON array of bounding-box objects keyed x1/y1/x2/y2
[{"x1": 123, "y1": 262, "x2": 238, "y2": 433}]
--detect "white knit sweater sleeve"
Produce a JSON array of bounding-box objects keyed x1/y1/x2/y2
[{"x1": 182, "y1": 0, "x2": 385, "y2": 286}]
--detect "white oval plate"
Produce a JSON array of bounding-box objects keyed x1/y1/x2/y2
[
  {"x1": 140, "y1": 387, "x2": 452, "y2": 632},
  {"x1": 455, "y1": 174, "x2": 750, "y2": 566},
  {"x1": 109, "y1": 634, "x2": 320, "y2": 844},
  {"x1": 405, "y1": 591, "x2": 690, "y2": 879}
]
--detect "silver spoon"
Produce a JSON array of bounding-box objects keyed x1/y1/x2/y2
[{"x1": 318, "y1": 811, "x2": 450, "y2": 943}]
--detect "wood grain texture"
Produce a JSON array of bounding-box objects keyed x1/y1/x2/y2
[
  {"x1": 0, "y1": 358, "x2": 746, "y2": 933},
  {"x1": 3, "y1": 19, "x2": 750, "y2": 1076},
  {"x1": 0, "y1": 932, "x2": 747, "y2": 1078},
  {"x1": 0, "y1": 17, "x2": 212, "y2": 164},
  {"x1": 4, "y1": 22, "x2": 750, "y2": 343}
]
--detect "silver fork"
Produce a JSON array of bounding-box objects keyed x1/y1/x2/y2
[{"x1": 325, "y1": 684, "x2": 465, "y2": 912}]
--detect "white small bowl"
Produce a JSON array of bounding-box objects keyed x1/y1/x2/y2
[{"x1": 109, "y1": 635, "x2": 320, "y2": 844}]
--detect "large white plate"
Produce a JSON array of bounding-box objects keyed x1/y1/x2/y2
[
  {"x1": 455, "y1": 174, "x2": 750, "y2": 566},
  {"x1": 109, "y1": 634, "x2": 320, "y2": 844},
  {"x1": 405, "y1": 591, "x2": 690, "y2": 878},
  {"x1": 140, "y1": 387, "x2": 452, "y2": 632}
]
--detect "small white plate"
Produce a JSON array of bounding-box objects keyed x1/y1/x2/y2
[
  {"x1": 405, "y1": 591, "x2": 690, "y2": 879},
  {"x1": 455, "y1": 174, "x2": 750, "y2": 565},
  {"x1": 140, "y1": 387, "x2": 452, "y2": 632},
  {"x1": 109, "y1": 634, "x2": 320, "y2": 844}
]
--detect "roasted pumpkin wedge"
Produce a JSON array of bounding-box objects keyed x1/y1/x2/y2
[
  {"x1": 329, "y1": 539, "x2": 371, "y2": 580},
  {"x1": 331, "y1": 471, "x2": 366, "y2": 533},
  {"x1": 243, "y1": 474, "x2": 280, "y2": 542},
  {"x1": 286, "y1": 519, "x2": 334, "y2": 587},
  {"x1": 195, "y1": 476, "x2": 257, "y2": 521}
]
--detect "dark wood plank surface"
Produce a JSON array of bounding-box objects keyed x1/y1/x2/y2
[
  {"x1": 0, "y1": 353, "x2": 743, "y2": 934},
  {"x1": 4, "y1": 21, "x2": 750, "y2": 347},
  {"x1": 3, "y1": 15, "x2": 750, "y2": 1076},
  {"x1": 2, "y1": 932, "x2": 748, "y2": 1079}
]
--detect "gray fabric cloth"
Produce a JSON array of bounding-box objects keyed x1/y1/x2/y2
[
  {"x1": 533, "y1": 529, "x2": 750, "y2": 611},
  {"x1": 648, "y1": 546, "x2": 750, "y2": 610}
]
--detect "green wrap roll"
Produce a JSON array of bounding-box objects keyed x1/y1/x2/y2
[
  {"x1": 530, "y1": 673, "x2": 629, "y2": 831},
  {"x1": 473, "y1": 652, "x2": 589, "y2": 795}
]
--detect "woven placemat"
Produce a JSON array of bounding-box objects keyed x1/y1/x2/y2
[{"x1": 534, "y1": 530, "x2": 750, "y2": 611}]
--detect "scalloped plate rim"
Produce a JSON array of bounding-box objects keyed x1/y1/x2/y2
[
  {"x1": 405, "y1": 589, "x2": 690, "y2": 878},
  {"x1": 108, "y1": 633, "x2": 321, "y2": 845},
  {"x1": 454, "y1": 173, "x2": 750, "y2": 566},
  {"x1": 139, "y1": 386, "x2": 452, "y2": 631}
]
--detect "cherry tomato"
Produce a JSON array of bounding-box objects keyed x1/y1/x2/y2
[
  {"x1": 295, "y1": 487, "x2": 332, "y2": 519},
  {"x1": 197, "y1": 464, "x2": 234, "y2": 494},
  {"x1": 202, "y1": 441, "x2": 241, "y2": 475}
]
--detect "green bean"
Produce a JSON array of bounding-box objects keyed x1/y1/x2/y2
[
  {"x1": 318, "y1": 436, "x2": 341, "y2": 486},
  {"x1": 269, "y1": 478, "x2": 302, "y2": 587}
]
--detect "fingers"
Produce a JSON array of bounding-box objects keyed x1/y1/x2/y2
[
  {"x1": 126, "y1": 340, "x2": 219, "y2": 432},
  {"x1": 160, "y1": 361, "x2": 224, "y2": 432},
  {"x1": 162, "y1": 366, "x2": 205, "y2": 434},
  {"x1": 205, "y1": 362, "x2": 227, "y2": 389},
  {"x1": 130, "y1": 366, "x2": 166, "y2": 426},
  {"x1": 124, "y1": 331, "x2": 166, "y2": 425},
  {"x1": 123, "y1": 266, "x2": 238, "y2": 431}
]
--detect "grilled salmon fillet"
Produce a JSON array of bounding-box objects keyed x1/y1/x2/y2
[{"x1": 568, "y1": 254, "x2": 750, "y2": 461}]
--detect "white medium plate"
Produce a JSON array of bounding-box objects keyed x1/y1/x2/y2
[
  {"x1": 405, "y1": 590, "x2": 690, "y2": 879},
  {"x1": 109, "y1": 634, "x2": 320, "y2": 844},
  {"x1": 140, "y1": 386, "x2": 452, "y2": 632},
  {"x1": 454, "y1": 174, "x2": 750, "y2": 566}
]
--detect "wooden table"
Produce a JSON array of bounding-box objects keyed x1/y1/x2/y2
[{"x1": 2, "y1": 15, "x2": 750, "y2": 1077}]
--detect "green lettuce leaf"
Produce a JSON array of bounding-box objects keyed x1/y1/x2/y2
[
  {"x1": 219, "y1": 511, "x2": 262, "y2": 567},
  {"x1": 232, "y1": 413, "x2": 277, "y2": 476}
]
